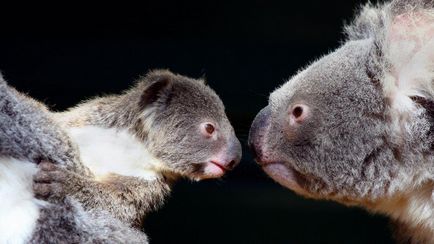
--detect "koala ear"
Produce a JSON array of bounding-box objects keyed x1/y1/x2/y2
[
  {"x1": 344, "y1": 3, "x2": 383, "y2": 41},
  {"x1": 381, "y1": 2, "x2": 434, "y2": 112},
  {"x1": 138, "y1": 70, "x2": 174, "y2": 109}
]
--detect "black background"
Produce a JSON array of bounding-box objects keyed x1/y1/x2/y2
[{"x1": 0, "y1": 1, "x2": 394, "y2": 243}]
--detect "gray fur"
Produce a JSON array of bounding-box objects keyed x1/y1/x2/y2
[
  {"x1": 0, "y1": 76, "x2": 89, "y2": 174},
  {"x1": 30, "y1": 198, "x2": 148, "y2": 244},
  {"x1": 0, "y1": 69, "x2": 240, "y2": 242},
  {"x1": 37, "y1": 165, "x2": 172, "y2": 228},
  {"x1": 249, "y1": 0, "x2": 434, "y2": 242},
  {"x1": 36, "y1": 70, "x2": 241, "y2": 229},
  {"x1": 57, "y1": 70, "x2": 241, "y2": 179},
  {"x1": 0, "y1": 74, "x2": 149, "y2": 243}
]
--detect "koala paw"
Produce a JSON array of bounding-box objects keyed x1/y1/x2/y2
[{"x1": 33, "y1": 160, "x2": 68, "y2": 201}]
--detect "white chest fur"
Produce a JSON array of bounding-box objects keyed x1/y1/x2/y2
[
  {"x1": 0, "y1": 157, "x2": 46, "y2": 244},
  {"x1": 392, "y1": 188, "x2": 434, "y2": 242},
  {"x1": 372, "y1": 183, "x2": 434, "y2": 242},
  {"x1": 68, "y1": 126, "x2": 165, "y2": 181}
]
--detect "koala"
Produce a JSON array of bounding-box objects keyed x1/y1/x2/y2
[
  {"x1": 1, "y1": 69, "x2": 241, "y2": 243},
  {"x1": 0, "y1": 75, "x2": 149, "y2": 243},
  {"x1": 249, "y1": 0, "x2": 434, "y2": 243},
  {"x1": 35, "y1": 69, "x2": 241, "y2": 228}
]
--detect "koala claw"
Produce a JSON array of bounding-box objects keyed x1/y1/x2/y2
[{"x1": 33, "y1": 160, "x2": 67, "y2": 200}]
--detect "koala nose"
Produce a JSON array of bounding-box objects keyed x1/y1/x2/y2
[
  {"x1": 211, "y1": 134, "x2": 242, "y2": 171},
  {"x1": 227, "y1": 135, "x2": 242, "y2": 169},
  {"x1": 248, "y1": 106, "x2": 271, "y2": 162},
  {"x1": 226, "y1": 160, "x2": 237, "y2": 170}
]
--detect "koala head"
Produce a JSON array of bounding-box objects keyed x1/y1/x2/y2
[
  {"x1": 249, "y1": 0, "x2": 434, "y2": 207},
  {"x1": 135, "y1": 70, "x2": 241, "y2": 181}
]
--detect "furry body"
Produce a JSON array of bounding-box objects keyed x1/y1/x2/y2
[
  {"x1": 0, "y1": 70, "x2": 241, "y2": 242},
  {"x1": 0, "y1": 76, "x2": 149, "y2": 243}
]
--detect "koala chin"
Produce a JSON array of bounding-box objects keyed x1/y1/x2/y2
[{"x1": 250, "y1": 0, "x2": 434, "y2": 243}]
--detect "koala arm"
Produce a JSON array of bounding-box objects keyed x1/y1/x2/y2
[{"x1": 34, "y1": 161, "x2": 171, "y2": 228}]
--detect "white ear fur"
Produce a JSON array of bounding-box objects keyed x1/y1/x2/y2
[{"x1": 383, "y1": 8, "x2": 434, "y2": 112}]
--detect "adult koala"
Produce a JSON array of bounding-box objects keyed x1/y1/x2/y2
[{"x1": 249, "y1": 0, "x2": 434, "y2": 242}]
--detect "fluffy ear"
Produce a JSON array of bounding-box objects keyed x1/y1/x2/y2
[
  {"x1": 138, "y1": 70, "x2": 174, "y2": 109},
  {"x1": 381, "y1": 1, "x2": 434, "y2": 112},
  {"x1": 346, "y1": 1, "x2": 434, "y2": 112},
  {"x1": 344, "y1": 2, "x2": 383, "y2": 41}
]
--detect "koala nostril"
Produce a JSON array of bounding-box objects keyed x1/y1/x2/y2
[
  {"x1": 227, "y1": 160, "x2": 236, "y2": 170},
  {"x1": 292, "y1": 106, "x2": 303, "y2": 118}
]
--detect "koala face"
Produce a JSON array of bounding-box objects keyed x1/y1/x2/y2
[
  {"x1": 250, "y1": 41, "x2": 395, "y2": 202},
  {"x1": 249, "y1": 0, "x2": 434, "y2": 206},
  {"x1": 138, "y1": 70, "x2": 241, "y2": 180}
]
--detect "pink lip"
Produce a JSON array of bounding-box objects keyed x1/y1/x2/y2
[
  {"x1": 198, "y1": 161, "x2": 226, "y2": 179},
  {"x1": 261, "y1": 163, "x2": 306, "y2": 194},
  {"x1": 210, "y1": 161, "x2": 227, "y2": 172}
]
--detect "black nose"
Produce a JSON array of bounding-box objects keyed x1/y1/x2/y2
[
  {"x1": 226, "y1": 160, "x2": 237, "y2": 170},
  {"x1": 224, "y1": 134, "x2": 242, "y2": 170},
  {"x1": 248, "y1": 106, "x2": 271, "y2": 161}
]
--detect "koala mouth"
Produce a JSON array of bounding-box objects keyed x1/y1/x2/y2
[
  {"x1": 261, "y1": 162, "x2": 308, "y2": 195},
  {"x1": 208, "y1": 161, "x2": 227, "y2": 174},
  {"x1": 194, "y1": 161, "x2": 227, "y2": 180}
]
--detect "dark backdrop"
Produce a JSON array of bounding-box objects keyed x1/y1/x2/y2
[{"x1": 0, "y1": 1, "x2": 394, "y2": 243}]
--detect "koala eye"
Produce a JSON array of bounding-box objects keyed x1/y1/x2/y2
[
  {"x1": 292, "y1": 106, "x2": 304, "y2": 118},
  {"x1": 289, "y1": 104, "x2": 309, "y2": 125},
  {"x1": 205, "y1": 123, "x2": 215, "y2": 134},
  {"x1": 200, "y1": 122, "x2": 216, "y2": 137}
]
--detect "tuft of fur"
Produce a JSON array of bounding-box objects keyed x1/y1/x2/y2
[{"x1": 345, "y1": 0, "x2": 434, "y2": 107}]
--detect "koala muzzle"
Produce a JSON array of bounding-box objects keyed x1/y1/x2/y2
[
  {"x1": 248, "y1": 106, "x2": 271, "y2": 163},
  {"x1": 223, "y1": 135, "x2": 242, "y2": 170},
  {"x1": 206, "y1": 135, "x2": 241, "y2": 177}
]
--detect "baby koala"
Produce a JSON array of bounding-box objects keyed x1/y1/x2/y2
[{"x1": 34, "y1": 70, "x2": 241, "y2": 228}]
